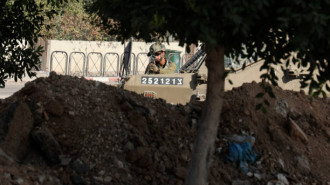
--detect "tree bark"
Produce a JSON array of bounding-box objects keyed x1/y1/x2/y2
[{"x1": 185, "y1": 45, "x2": 225, "y2": 185}]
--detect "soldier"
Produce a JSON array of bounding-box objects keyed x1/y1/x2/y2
[{"x1": 145, "y1": 42, "x2": 177, "y2": 74}]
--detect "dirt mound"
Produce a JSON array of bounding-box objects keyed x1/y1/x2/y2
[{"x1": 0, "y1": 72, "x2": 329, "y2": 185}]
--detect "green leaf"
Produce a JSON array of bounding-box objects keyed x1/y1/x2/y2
[
  {"x1": 222, "y1": 71, "x2": 229, "y2": 79},
  {"x1": 326, "y1": 84, "x2": 330, "y2": 92},
  {"x1": 300, "y1": 81, "x2": 308, "y2": 88},
  {"x1": 242, "y1": 62, "x2": 246, "y2": 70},
  {"x1": 321, "y1": 90, "x2": 326, "y2": 98}
]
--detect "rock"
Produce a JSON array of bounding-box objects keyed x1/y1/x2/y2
[
  {"x1": 190, "y1": 118, "x2": 198, "y2": 127},
  {"x1": 1, "y1": 102, "x2": 34, "y2": 161},
  {"x1": 38, "y1": 175, "x2": 46, "y2": 184},
  {"x1": 113, "y1": 158, "x2": 124, "y2": 168},
  {"x1": 31, "y1": 125, "x2": 62, "y2": 164},
  {"x1": 123, "y1": 141, "x2": 135, "y2": 152},
  {"x1": 104, "y1": 176, "x2": 112, "y2": 183},
  {"x1": 0, "y1": 102, "x2": 19, "y2": 140},
  {"x1": 93, "y1": 176, "x2": 103, "y2": 182},
  {"x1": 59, "y1": 155, "x2": 72, "y2": 166},
  {"x1": 295, "y1": 155, "x2": 311, "y2": 174},
  {"x1": 97, "y1": 170, "x2": 105, "y2": 176},
  {"x1": 254, "y1": 173, "x2": 262, "y2": 180},
  {"x1": 268, "y1": 124, "x2": 289, "y2": 146},
  {"x1": 278, "y1": 158, "x2": 285, "y2": 170},
  {"x1": 289, "y1": 118, "x2": 308, "y2": 143},
  {"x1": 45, "y1": 99, "x2": 64, "y2": 116},
  {"x1": 3, "y1": 172, "x2": 11, "y2": 179},
  {"x1": 70, "y1": 174, "x2": 86, "y2": 185},
  {"x1": 173, "y1": 166, "x2": 186, "y2": 180},
  {"x1": 72, "y1": 159, "x2": 90, "y2": 175},
  {"x1": 148, "y1": 107, "x2": 157, "y2": 117},
  {"x1": 277, "y1": 173, "x2": 289, "y2": 185},
  {"x1": 15, "y1": 178, "x2": 24, "y2": 184},
  {"x1": 35, "y1": 107, "x2": 44, "y2": 116},
  {"x1": 43, "y1": 112, "x2": 49, "y2": 121},
  {"x1": 68, "y1": 111, "x2": 75, "y2": 116},
  {"x1": 275, "y1": 98, "x2": 289, "y2": 118}
]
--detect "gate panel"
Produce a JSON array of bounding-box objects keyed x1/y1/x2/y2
[
  {"x1": 50, "y1": 51, "x2": 68, "y2": 75},
  {"x1": 69, "y1": 52, "x2": 85, "y2": 76},
  {"x1": 86, "y1": 52, "x2": 103, "y2": 76},
  {"x1": 103, "y1": 53, "x2": 119, "y2": 77},
  {"x1": 136, "y1": 53, "x2": 149, "y2": 75}
]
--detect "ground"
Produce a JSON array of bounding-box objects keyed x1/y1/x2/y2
[{"x1": 0, "y1": 72, "x2": 329, "y2": 185}]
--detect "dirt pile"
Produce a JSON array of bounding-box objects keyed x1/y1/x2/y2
[{"x1": 0, "y1": 72, "x2": 329, "y2": 185}]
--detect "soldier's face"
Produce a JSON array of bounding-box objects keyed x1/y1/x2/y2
[{"x1": 154, "y1": 51, "x2": 165, "y2": 62}]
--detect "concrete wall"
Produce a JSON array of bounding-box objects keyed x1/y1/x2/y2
[{"x1": 46, "y1": 40, "x2": 186, "y2": 75}]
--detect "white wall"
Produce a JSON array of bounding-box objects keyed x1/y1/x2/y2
[{"x1": 46, "y1": 40, "x2": 186, "y2": 74}]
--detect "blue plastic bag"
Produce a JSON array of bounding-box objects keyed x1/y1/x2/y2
[{"x1": 224, "y1": 142, "x2": 258, "y2": 173}]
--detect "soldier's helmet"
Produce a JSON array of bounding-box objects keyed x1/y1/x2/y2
[{"x1": 148, "y1": 42, "x2": 166, "y2": 56}]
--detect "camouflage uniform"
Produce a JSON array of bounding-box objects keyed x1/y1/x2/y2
[
  {"x1": 145, "y1": 43, "x2": 177, "y2": 74},
  {"x1": 145, "y1": 58, "x2": 177, "y2": 74}
]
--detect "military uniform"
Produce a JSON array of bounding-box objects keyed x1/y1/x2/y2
[
  {"x1": 145, "y1": 42, "x2": 177, "y2": 74},
  {"x1": 145, "y1": 58, "x2": 177, "y2": 74}
]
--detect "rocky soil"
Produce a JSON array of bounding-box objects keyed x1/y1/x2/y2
[{"x1": 0, "y1": 72, "x2": 329, "y2": 185}]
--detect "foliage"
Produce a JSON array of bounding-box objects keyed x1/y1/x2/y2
[
  {"x1": 87, "y1": 0, "x2": 329, "y2": 97},
  {"x1": 0, "y1": 0, "x2": 57, "y2": 87},
  {"x1": 38, "y1": 0, "x2": 111, "y2": 40}
]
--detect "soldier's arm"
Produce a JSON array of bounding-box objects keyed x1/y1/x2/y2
[{"x1": 159, "y1": 62, "x2": 177, "y2": 74}]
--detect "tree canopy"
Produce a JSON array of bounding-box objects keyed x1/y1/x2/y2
[
  {"x1": 0, "y1": 0, "x2": 59, "y2": 87},
  {"x1": 38, "y1": 0, "x2": 111, "y2": 40}
]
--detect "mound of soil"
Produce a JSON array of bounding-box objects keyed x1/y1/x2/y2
[{"x1": 0, "y1": 72, "x2": 329, "y2": 185}]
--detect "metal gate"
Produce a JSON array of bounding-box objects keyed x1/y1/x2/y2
[
  {"x1": 86, "y1": 52, "x2": 103, "y2": 76},
  {"x1": 50, "y1": 51, "x2": 68, "y2": 75},
  {"x1": 103, "y1": 52, "x2": 120, "y2": 77},
  {"x1": 69, "y1": 52, "x2": 85, "y2": 76}
]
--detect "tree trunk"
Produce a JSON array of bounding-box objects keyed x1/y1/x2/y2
[{"x1": 185, "y1": 45, "x2": 225, "y2": 185}]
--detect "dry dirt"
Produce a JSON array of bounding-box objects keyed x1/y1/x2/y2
[{"x1": 0, "y1": 72, "x2": 329, "y2": 185}]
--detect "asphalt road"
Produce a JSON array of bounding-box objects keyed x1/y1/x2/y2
[{"x1": 0, "y1": 83, "x2": 25, "y2": 99}]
